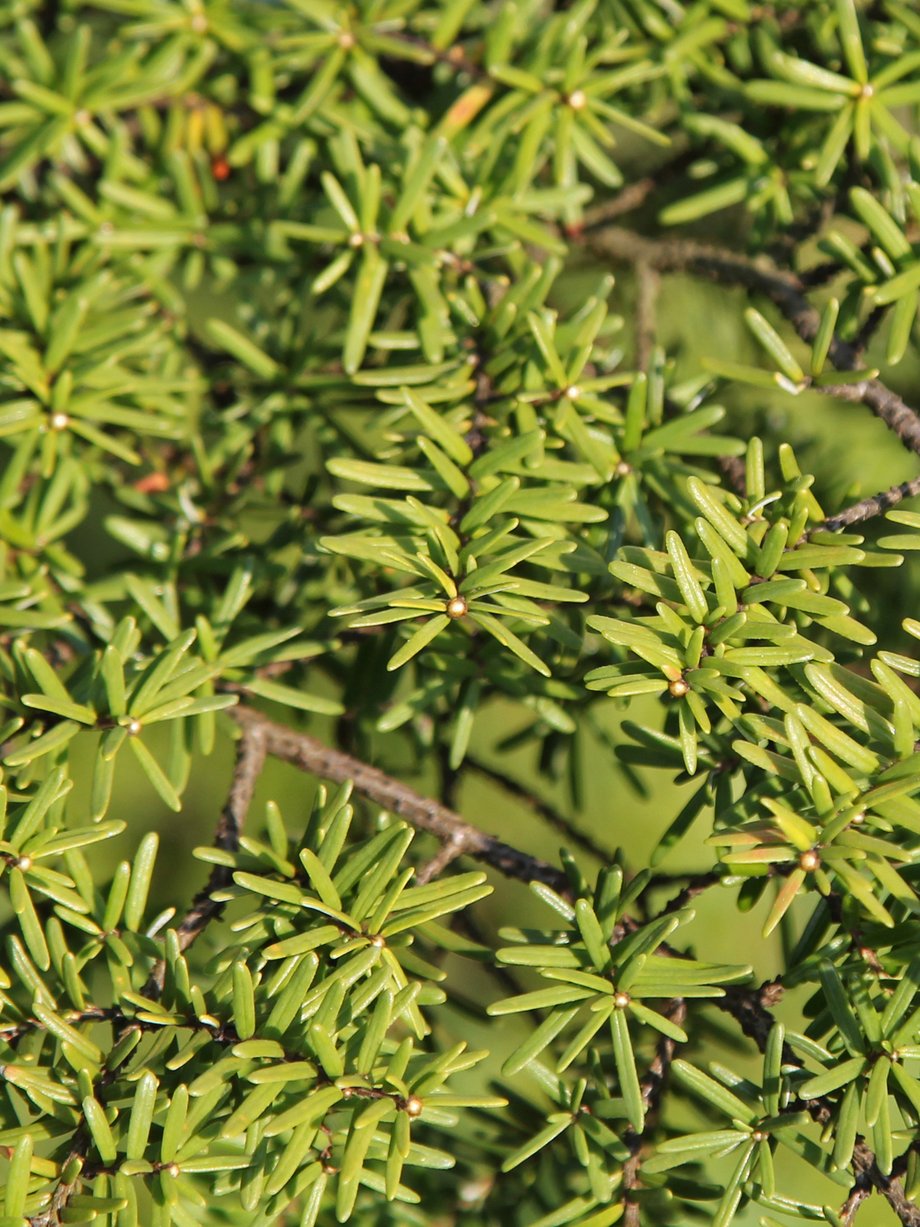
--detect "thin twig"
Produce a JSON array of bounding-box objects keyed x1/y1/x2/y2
[
  {"x1": 580, "y1": 176, "x2": 658, "y2": 230},
  {"x1": 466, "y1": 754, "x2": 612, "y2": 863},
  {"x1": 221, "y1": 707, "x2": 920, "y2": 1225},
  {"x1": 623, "y1": 996, "x2": 687, "y2": 1227},
  {"x1": 416, "y1": 833, "x2": 469, "y2": 884},
  {"x1": 718, "y1": 454, "x2": 748, "y2": 497},
  {"x1": 582, "y1": 226, "x2": 920, "y2": 457},
  {"x1": 720, "y1": 979, "x2": 786, "y2": 1049},
  {"x1": 143, "y1": 719, "x2": 266, "y2": 996},
  {"x1": 652, "y1": 870, "x2": 721, "y2": 916},
  {"x1": 723, "y1": 977, "x2": 920, "y2": 1225},
  {"x1": 217, "y1": 712, "x2": 802, "y2": 1059},
  {"x1": 814, "y1": 380, "x2": 920, "y2": 456},
  {"x1": 819, "y1": 473, "x2": 920, "y2": 532},
  {"x1": 225, "y1": 708, "x2": 778, "y2": 1053},
  {"x1": 228, "y1": 706, "x2": 569, "y2": 893},
  {"x1": 840, "y1": 1180, "x2": 871, "y2": 1226},
  {"x1": 798, "y1": 259, "x2": 841, "y2": 289},
  {"x1": 846, "y1": 1144, "x2": 920, "y2": 1226},
  {"x1": 635, "y1": 260, "x2": 659, "y2": 372}
]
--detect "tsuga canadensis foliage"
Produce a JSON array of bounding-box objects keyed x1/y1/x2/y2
[{"x1": 1, "y1": 1, "x2": 920, "y2": 1225}]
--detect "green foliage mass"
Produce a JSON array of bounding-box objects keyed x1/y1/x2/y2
[{"x1": 1, "y1": 0, "x2": 920, "y2": 1224}]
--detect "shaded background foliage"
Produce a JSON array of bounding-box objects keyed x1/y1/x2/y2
[{"x1": 2, "y1": 0, "x2": 920, "y2": 1225}]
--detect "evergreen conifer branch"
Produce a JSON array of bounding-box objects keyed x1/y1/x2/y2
[
  {"x1": 820, "y1": 474, "x2": 920, "y2": 532},
  {"x1": 144, "y1": 721, "x2": 266, "y2": 995},
  {"x1": 225, "y1": 706, "x2": 920, "y2": 1225},
  {"x1": 228, "y1": 706, "x2": 570, "y2": 892},
  {"x1": 585, "y1": 225, "x2": 920, "y2": 455},
  {"x1": 3, "y1": 1, "x2": 920, "y2": 1223}
]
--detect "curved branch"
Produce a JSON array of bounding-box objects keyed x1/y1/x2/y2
[
  {"x1": 227, "y1": 706, "x2": 569, "y2": 893},
  {"x1": 583, "y1": 226, "x2": 920, "y2": 457},
  {"x1": 223, "y1": 706, "x2": 920, "y2": 1226}
]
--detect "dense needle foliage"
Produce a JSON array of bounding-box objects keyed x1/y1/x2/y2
[{"x1": 2, "y1": 0, "x2": 920, "y2": 1224}]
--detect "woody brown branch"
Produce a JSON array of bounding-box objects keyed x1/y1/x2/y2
[
  {"x1": 624, "y1": 996, "x2": 688, "y2": 1227},
  {"x1": 223, "y1": 708, "x2": 770, "y2": 1047},
  {"x1": 143, "y1": 718, "x2": 266, "y2": 996},
  {"x1": 840, "y1": 1179, "x2": 871, "y2": 1226},
  {"x1": 228, "y1": 705, "x2": 569, "y2": 892},
  {"x1": 583, "y1": 226, "x2": 920, "y2": 458},
  {"x1": 222, "y1": 707, "x2": 920, "y2": 1226},
  {"x1": 818, "y1": 472, "x2": 920, "y2": 532},
  {"x1": 726, "y1": 980, "x2": 920, "y2": 1226}
]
